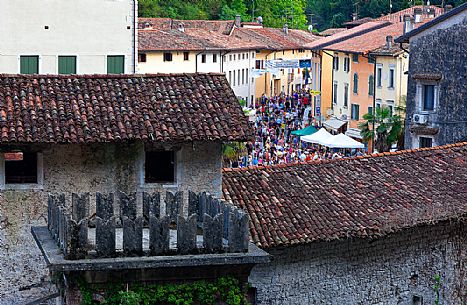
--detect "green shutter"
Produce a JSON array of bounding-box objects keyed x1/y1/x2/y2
[
  {"x1": 107, "y1": 56, "x2": 125, "y2": 74},
  {"x1": 58, "y1": 56, "x2": 77, "y2": 74},
  {"x1": 20, "y1": 56, "x2": 39, "y2": 74}
]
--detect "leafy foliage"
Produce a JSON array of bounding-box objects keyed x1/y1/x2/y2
[
  {"x1": 223, "y1": 142, "x2": 247, "y2": 166},
  {"x1": 358, "y1": 106, "x2": 403, "y2": 153},
  {"x1": 139, "y1": 0, "x2": 467, "y2": 31},
  {"x1": 79, "y1": 276, "x2": 250, "y2": 305}
]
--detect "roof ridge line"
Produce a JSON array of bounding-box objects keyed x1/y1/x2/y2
[{"x1": 221, "y1": 142, "x2": 467, "y2": 173}]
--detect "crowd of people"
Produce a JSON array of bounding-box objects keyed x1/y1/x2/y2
[{"x1": 230, "y1": 90, "x2": 366, "y2": 168}]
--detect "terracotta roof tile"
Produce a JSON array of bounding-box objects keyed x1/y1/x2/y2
[
  {"x1": 0, "y1": 74, "x2": 253, "y2": 144},
  {"x1": 375, "y1": 5, "x2": 444, "y2": 23},
  {"x1": 222, "y1": 143, "x2": 467, "y2": 248}
]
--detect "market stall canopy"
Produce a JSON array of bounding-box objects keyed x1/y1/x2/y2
[
  {"x1": 323, "y1": 117, "x2": 347, "y2": 132},
  {"x1": 345, "y1": 128, "x2": 363, "y2": 140},
  {"x1": 321, "y1": 133, "x2": 365, "y2": 149},
  {"x1": 301, "y1": 128, "x2": 333, "y2": 144},
  {"x1": 291, "y1": 125, "x2": 318, "y2": 137}
]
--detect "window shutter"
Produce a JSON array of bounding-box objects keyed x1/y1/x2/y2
[
  {"x1": 58, "y1": 56, "x2": 76, "y2": 74},
  {"x1": 107, "y1": 56, "x2": 124, "y2": 74},
  {"x1": 20, "y1": 56, "x2": 39, "y2": 74}
]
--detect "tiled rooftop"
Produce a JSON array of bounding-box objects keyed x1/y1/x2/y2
[
  {"x1": 0, "y1": 74, "x2": 253, "y2": 143},
  {"x1": 222, "y1": 143, "x2": 467, "y2": 249}
]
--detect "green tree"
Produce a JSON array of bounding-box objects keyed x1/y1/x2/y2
[
  {"x1": 255, "y1": 0, "x2": 308, "y2": 29},
  {"x1": 358, "y1": 106, "x2": 403, "y2": 153},
  {"x1": 222, "y1": 142, "x2": 247, "y2": 167},
  {"x1": 220, "y1": 0, "x2": 250, "y2": 20}
]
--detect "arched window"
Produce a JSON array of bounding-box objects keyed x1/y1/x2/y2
[
  {"x1": 368, "y1": 75, "x2": 374, "y2": 96},
  {"x1": 353, "y1": 73, "x2": 359, "y2": 94}
]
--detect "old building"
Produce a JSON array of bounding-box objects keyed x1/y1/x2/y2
[
  {"x1": 137, "y1": 18, "x2": 261, "y2": 104},
  {"x1": 223, "y1": 143, "x2": 467, "y2": 305},
  {"x1": 0, "y1": 0, "x2": 137, "y2": 74},
  {"x1": 0, "y1": 73, "x2": 252, "y2": 303},
  {"x1": 396, "y1": 3, "x2": 467, "y2": 148}
]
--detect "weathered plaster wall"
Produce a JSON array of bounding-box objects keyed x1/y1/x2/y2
[
  {"x1": 405, "y1": 20, "x2": 467, "y2": 148},
  {"x1": 0, "y1": 141, "x2": 222, "y2": 304},
  {"x1": 250, "y1": 221, "x2": 466, "y2": 305}
]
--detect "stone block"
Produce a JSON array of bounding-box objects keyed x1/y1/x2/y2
[
  {"x1": 177, "y1": 215, "x2": 197, "y2": 254},
  {"x1": 149, "y1": 215, "x2": 170, "y2": 255},
  {"x1": 96, "y1": 217, "x2": 116, "y2": 257},
  {"x1": 228, "y1": 210, "x2": 249, "y2": 253},
  {"x1": 122, "y1": 216, "x2": 143, "y2": 256},
  {"x1": 96, "y1": 193, "x2": 114, "y2": 220},
  {"x1": 119, "y1": 191, "x2": 137, "y2": 220},
  {"x1": 143, "y1": 192, "x2": 161, "y2": 221},
  {"x1": 203, "y1": 213, "x2": 224, "y2": 253}
]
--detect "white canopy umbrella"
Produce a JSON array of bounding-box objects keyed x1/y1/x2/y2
[
  {"x1": 321, "y1": 133, "x2": 365, "y2": 149},
  {"x1": 301, "y1": 128, "x2": 333, "y2": 144}
]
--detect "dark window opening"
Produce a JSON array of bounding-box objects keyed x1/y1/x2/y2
[
  {"x1": 145, "y1": 151, "x2": 175, "y2": 183},
  {"x1": 352, "y1": 54, "x2": 359, "y2": 62},
  {"x1": 201, "y1": 54, "x2": 206, "y2": 63},
  {"x1": 423, "y1": 85, "x2": 435, "y2": 111},
  {"x1": 419, "y1": 137, "x2": 433, "y2": 148},
  {"x1": 213, "y1": 54, "x2": 217, "y2": 63},
  {"x1": 138, "y1": 53, "x2": 147, "y2": 63},
  {"x1": 163, "y1": 52, "x2": 173, "y2": 62},
  {"x1": 5, "y1": 152, "x2": 38, "y2": 184},
  {"x1": 184, "y1": 52, "x2": 189, "y2": 61}
]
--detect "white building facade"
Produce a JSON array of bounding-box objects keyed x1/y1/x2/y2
[{"x1": 0, "y1": 0, "x2": 137, "y2": 74}]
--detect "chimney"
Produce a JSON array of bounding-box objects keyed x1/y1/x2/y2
[
  {"x1": 352, "y1": 12, "x2": 358, "y2": 21},
  {"x1": 445, "y1": 5, "x2": 453, "y2": 13},
  {"x1": 235, "y1": 14, "x2": 241, "y2": 28},
  {"x1": 413, "y1": 7, "x2": 423, "y2": 23},
  {"x1": 386, "y1": 36, "x2": 393, "y2": 49},
  {"x1": 283, "y1": 23, "x2": 289, "y2": 35},
  {"x1": 403, "y1": 14, "x2": 414, "y2": 34},
  {"x1": 178, "y1": 22, "x2": 185, "y2": 33}
]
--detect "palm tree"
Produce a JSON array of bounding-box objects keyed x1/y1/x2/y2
[
  {"x1": 222, "y1": 142, "x2": 247, "y2": 167},
  {"x1": 358, "y1": 106, "x2": 403, "y2": 153}
]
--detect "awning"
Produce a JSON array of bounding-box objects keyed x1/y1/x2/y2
[
  {"x1": 345, "y1": 128, "x2": 363, "y2": 140},
  {"x1": 323, "y1": 117, "x2": 347, "y2": 131},
  {"x1": 321, "y1": 133, "x2": 365, "y2": 149},
  {"x1": 291, "y1": 125, "x2": 318, "y2": 137},
  {"x1": 301, "y1": 128, "x2": 333, "y2": 144}
]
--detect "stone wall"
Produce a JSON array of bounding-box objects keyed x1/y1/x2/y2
[
  {"x1": 0, "y1": 140, "x2": 222, "y2": 304},
  {"x1": 250, "y1": 221, "x2": 466, "y2": 305},
  {"x1": 405, "y1": 20, "x2": 467, "y2": 148}
]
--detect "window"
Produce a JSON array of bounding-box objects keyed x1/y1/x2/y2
[
  {"x1": 376, "y1": 99, "x2": 382, "y2": 109},
  {"x1": 367, "y1": 106, "x2": 373, "y2": 115},
  {"x1": 419, "y1": 137, "x2": 433, "y2": 148},
  {"x1": 368, "y1": 75, "x2": 374, "y2": 96},
  {"x1": 422, "y1": 84, "x2": 435, "y2": 111},
  {"x1": 242, "y1": 69, "x2": 245, "y2": 85},
  {"x1": 233, "y1": 54, "x2": 236, "y2": 61},
  {"x1": 246, "y1": 53, "x2": 249, "y2": 59},
  {"x1": 333, "y1": 82, "x2": 338, "y2": 104},
  {"x1": 107, "y1": 55, "x2": 125, "y2": 74},
  {"x1": 138, "y1": 53, "x2": 147, "y2": 63},
  {"x1": 376, "y1": 65, "x2": 382, "y2": 87},
  {"x1": 233, "y1": 71, "x2": 236, "y2": 86},
  {"x1": 242, "y1": 53, "x2": 245, "y2": 60},
  {"x1": 229, "y1": 55, "x2": 232, "y2": 61},
  {"x1": 246, "y1": 69, "x2": 249, "y2": 83},
  {"x1": 352, "y1": 54, "x2": 359, "y2": 62},
  {"x1": 368, "y1": 56, "x2": 375, "y2": 64},
  {"x1": 238, "y1": 70, "x2": 241, "y2": 85},
  {"x1": 252, "y1": 52, "x2": 255, "y2": 58},
  {"x1": 353, "y1": 73, "x2": 359, "y2": 94},
  {"x1": 20, "y1": 56, "x2": 39, "y2": 74},
  {"x1": 344, "y1": 83, "x2": 349, "y2": 107},
  {"x1": 351, "y1": 104, "x2": 360, "y2": 120},
  {"x1": 201, "y1": 54, "x2": 206, "y2": 63},
  {"x1": 4, "y1": 152, "x2": 38, "y2": 184},
  {"x1": 145, "y1": 151, "x2": 175, "y2": 183},
  {"x1": 229, "y1": 71, "x2": 232, "y2": 84},
  {"x1": 163, "y1": 53, "x2": 172, "y2": 62},
  {"x1": 388, "y1": 67, "x2": 395, "y2": 88},
  {"x1": 213, "y1": 54, "x2": 217, "y2": 63},
  {"x1": 333, "y1": 56, "x2": 339, "y2": 71},
  {"x1": 58, "y1": 56, "x2": 77, "y2": 74},
  {"x1": 184, "y1": 52, "x2": 189, "y2": 61},
  {"x1": 344, "y1": 57, "x2": 350, "y2": 72},
  {"x1": 255, "y1": 60, "x2": 263, "y2": 69}
]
